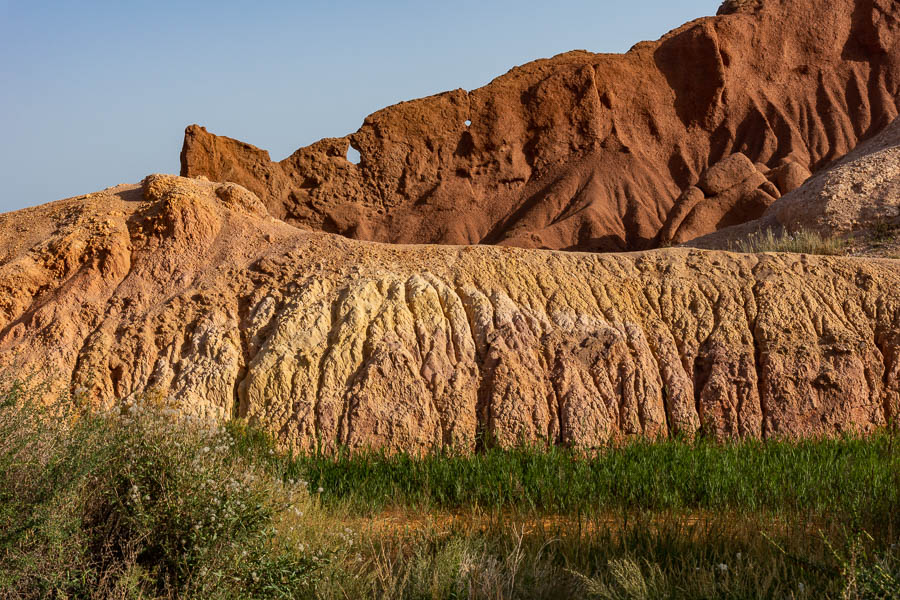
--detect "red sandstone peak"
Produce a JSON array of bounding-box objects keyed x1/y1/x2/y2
[{"x1": 181, "y1": 0, "x2": 900, "y2": 252}]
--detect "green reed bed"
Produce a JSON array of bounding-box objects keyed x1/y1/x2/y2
[
  {"x1": 236, "y1": 427, "x2": 900, "y2": 523},
  {"x1": 227, "y1": 424, "x2": 900, "y2": 598}
]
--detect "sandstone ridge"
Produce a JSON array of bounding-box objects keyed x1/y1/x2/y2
[
  {"x1": 0, "y1": 176, "x2": 897, "y2": 452},
  {"x1": 182, "y1": 0, "x2": 900, "y2": 252}
]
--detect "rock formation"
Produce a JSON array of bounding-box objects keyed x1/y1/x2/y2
[
  {"x1": 772, "y1": 115, "x2": 900, "y2": 236},
  {"x1": 0, "y1": 175, "x2": 897, "y2": 452},
  {"x1": 1, "y1": 0, "x2": 898, "y2": 454},
  {"x1": 657, "y1": 152, "x2": 785, "y2": 245},
  {"x1": 181, "y1": 0, "x2": 900, "y2": 251}
]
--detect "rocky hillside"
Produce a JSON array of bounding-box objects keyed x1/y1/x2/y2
[
  {"x1": 0, "y1": 174, "x2": 897, "y2": 451},
  {"x1": 181, "y1": 0, "x2": 899, "y2": 252},
  {"x1": 1, "y1": 0, "x2": 898, "y2": 453}
]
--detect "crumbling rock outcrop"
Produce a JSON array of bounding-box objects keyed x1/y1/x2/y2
[
  {"x1": 658, "y1": 152, "x2": 816, "y2": 245},
  {"x1": 182, "y1": 0, "x2": 900, "y2": 252},
  {"x1": 772, "y1": 115, "x2": 900, "y2": 236},
  {"x1": 690, "y1": 115, "x2": 900, "y2": 249},
  {"x1": 0, "y1": 176, "x2": 898, "y2": 452}
]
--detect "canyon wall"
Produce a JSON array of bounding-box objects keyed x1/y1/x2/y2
[{"x1": 2, "y1": 0, "x2": 899, "y2": 452}]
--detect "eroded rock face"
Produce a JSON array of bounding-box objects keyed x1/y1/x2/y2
[
  {"x1": 181, "y1": 0, "x2": 900, "y2": 252},
  {"x1": 658, "y1": 153, "x2": 781, "y2": 245},
  {"x1": 0, "y1": 176, "x2": 897, "y2": 452},
  {"x1": 772, "y1": 116, "x2": 900, "y2": 236},
  {"x1": 689, "y1": 116, "x2": 900, "y2": 250}
]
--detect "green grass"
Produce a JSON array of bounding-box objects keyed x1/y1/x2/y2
[
  {"x1": 730, "y1": 228, "x2": 848, "y2": 255},
  {"x1": 1, "y1": 377, "x2": 898, "y2": 599},
  {"x1": 870, "y1": 220, "x2": 899, "y2": 246},
  {"x1": 264, "y1": 435, "x2": 899, "y2": 519}
]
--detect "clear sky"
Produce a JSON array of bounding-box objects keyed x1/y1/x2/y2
[{"x1": 0, "y1": 0, "x2": 717, "y2": 212}]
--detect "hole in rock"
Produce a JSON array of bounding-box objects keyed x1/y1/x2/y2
[
  {"x1": 465, "y1": 119, "x2": 472, "y2": 127},
  {"x1": 347, "y1": 146, "x2": 361, "y2": 165}
]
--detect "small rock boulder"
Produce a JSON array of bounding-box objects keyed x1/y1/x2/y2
[
  {"x1": 766, "y1": 162, "x2": 812, "y2": 195},
  {"x1": 698, "y1": 153, "x2": 758, "y2": 196}
]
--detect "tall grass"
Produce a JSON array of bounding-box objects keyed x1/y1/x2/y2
[
  {"x1": 1, "y1": 377, "x2": 898, "y2": 598},
  {"x1": 268, "y1": 436, "x2": 900, "y2": 521}
]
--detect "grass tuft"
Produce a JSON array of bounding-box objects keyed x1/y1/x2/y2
[{"x1": 730, "y1": 228, "x2": 848, "y2": 255}]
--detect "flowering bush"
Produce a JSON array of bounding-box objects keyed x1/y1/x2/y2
[{"x1": 0, "y1": 380, "x2": 320, "y2": 599}]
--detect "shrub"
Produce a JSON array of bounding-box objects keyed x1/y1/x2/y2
[{"x1": 0, "y1": 379, "x2": 319, "y2": 599}]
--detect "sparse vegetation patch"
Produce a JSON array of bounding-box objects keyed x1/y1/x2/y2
[{"x1": 730, "y1": 228, "x2": 848, "y2": 255}]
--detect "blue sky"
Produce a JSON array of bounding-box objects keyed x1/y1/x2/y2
[{"x1": 0, "y1": 0, "x2": 716, "y2": 212}]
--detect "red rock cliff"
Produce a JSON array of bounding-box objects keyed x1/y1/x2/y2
[{"x1": 181, "y1": 0, "x2": 900, "y2": 252}]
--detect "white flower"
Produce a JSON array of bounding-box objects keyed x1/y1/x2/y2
[
  {"x1": 716, "y1": 563, "x2": 728, "y2": 573},
  {"x1": 317, "y1": 487, "x2": 324, "y2": 493}
]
